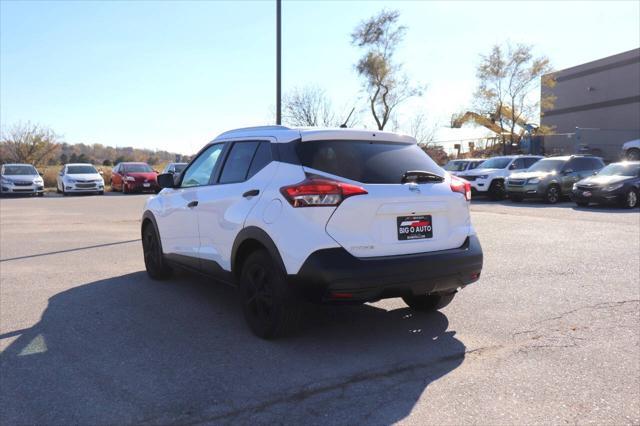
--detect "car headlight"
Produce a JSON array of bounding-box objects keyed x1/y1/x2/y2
[
  {"x1": 527, "y1": 178, "x2": 540, "y2": 184},
  {"x1": 604, "y1": 183, "x2": 624, "y2": 192},
  {"x1": 477, "y1": 175, "x2": 489, "y2": 179},
  {"x1": 572, "y1": 183, "x2": 578, "y2": 190},
  {"x1": 124, "y1": 176, "x2": 136, "y2": 182},
  {"x1": 66, "y1": 178, "x2": 76, "y2": 183},
  {"x1": 1, "y1": 177, "x2": 12, "y2": 184}
]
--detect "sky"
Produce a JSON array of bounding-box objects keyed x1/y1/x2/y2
[{"x1": 1, "y1": 0, "x2": 639, "y2": 155}]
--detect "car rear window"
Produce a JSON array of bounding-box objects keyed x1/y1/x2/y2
[{"x1": 295, "y1": 140, "x2": 442, "y2": 184}]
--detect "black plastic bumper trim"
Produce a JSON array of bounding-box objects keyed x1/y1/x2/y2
[{"x1": 287, "y1": 235, "x2": 483, "y2": 303}]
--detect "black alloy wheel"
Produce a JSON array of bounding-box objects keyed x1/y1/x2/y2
[
  {"x1": 240, "y1": 250, "x2": 300, "y2": 339},
  {"x1": 142, "y1": 224, "x2": 172, "y2": 279}
]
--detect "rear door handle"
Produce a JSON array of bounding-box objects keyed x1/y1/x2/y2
[
  {"x1": 242, "y1": 189, "x2": 260, "y2": 198},
  {"x1": 187, "y1": 200, "x2": 198, "y2": 208}
]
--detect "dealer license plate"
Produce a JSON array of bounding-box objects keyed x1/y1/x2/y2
[{"x1": 397, "y1": 215, "x2": 433, "y2": 241}]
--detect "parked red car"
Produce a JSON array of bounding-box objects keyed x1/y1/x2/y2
[{"x1": 110, "y1": 162, "x2": 160, "y2": 193}]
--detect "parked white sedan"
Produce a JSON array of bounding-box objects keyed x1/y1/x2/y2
[{"x1": 56, "y1": 163, "x2": 105, "y2": 195}]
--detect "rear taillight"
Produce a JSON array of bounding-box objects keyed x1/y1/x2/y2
[
  {"x1": 450, "y1": 175, "x2": 471, "y2": 201},
  {"x1": 280, "y1": 178, "x2": 368, "y2": 207}
]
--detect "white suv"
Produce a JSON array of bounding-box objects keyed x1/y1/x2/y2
[
  {"x1": 141, "y1": 126, "x2": 483, "y2": 338},
  {"x1": 458, "y1": 155, "x2": 542, "y2": 200}
]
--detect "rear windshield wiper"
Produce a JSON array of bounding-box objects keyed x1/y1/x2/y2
[{"x1": 401, "y1": 170, "x2": 445, "y2": 184}]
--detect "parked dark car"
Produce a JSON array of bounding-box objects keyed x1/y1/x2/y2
[
  {"x1": 572, "y1": 161, "x2": 640, "y2": 208},
  {"x1": 506, "y1": 155, "x2": 605, "y2": 204}
]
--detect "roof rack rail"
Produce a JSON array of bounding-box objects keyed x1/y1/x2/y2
[{"x1": 217, "y1": 125, "x2": 291, "y2": 138}]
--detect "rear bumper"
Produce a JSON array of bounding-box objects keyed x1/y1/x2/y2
[{"x1": 287, "y1": 235, "x2": 483, "y2": 303}]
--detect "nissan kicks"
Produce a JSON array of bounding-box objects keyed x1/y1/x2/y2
[{"x1": 141, "y1": 126, "x2": 483, "y2": 338}]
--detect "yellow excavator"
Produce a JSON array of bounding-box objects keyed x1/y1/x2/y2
[{"x1": 451, "y1": 106, "x2": 534, "y2": 135}]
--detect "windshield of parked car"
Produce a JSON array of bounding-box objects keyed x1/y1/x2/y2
[
  {"x1": 67, "y1": 165, "x2": 98, "y2": 174},
  {"x1": 597, "y1": 163, "x2": 640, "y2": 177},
  {"x1": 477, "y1": 157, "x2": 511, "y2": 169},
  {"x1": 2, "y1": 165, "x2": 37, "y2": 175},
  {"x1": 468, "y1": 161, "x2": 483, "y2": 170},
  {"x1": 123, "y1": 164, "x2": 153, "y2": 173},
  {"x1": 527, "y1": 159, "x2": 565, "y2": 173},
  {"x1": 174, "y1": 163, "x2": 187, "y2": 173},
  {"x1": 443, "y1": 161, "x2": 469, "y2": 172}
]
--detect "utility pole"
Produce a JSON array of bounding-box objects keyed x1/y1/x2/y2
[{"x1": 276, "y1": 0, "x2": 282, "y2": 125}]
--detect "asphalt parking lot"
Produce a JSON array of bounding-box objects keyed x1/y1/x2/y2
[{"x1": 1, "y1": 193, "x2": 638, "y2": 425}]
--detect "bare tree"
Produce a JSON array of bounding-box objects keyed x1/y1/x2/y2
[
  {"x1": 473, "y1": 43, "x2": 555, "y2": 154},
  {"x1": 351, "y1": 10, "x2": 422, "y2": 130},
  {"x1": 409, "y1": 112, "x2": 436, "y2": 147},
  {"x1": 1, "y1": 122, "x2": 60, "y2": 167},
  {"x1": 282, "y1": 86, "x2": 338, "y2": 127}
]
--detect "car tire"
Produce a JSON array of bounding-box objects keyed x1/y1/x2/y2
[
  {"x1": 510, "y1": 194, "x2": 523, "y2": 202},
  {"x1": 122, "y1": 183, "x2": 128, "y2": 194},
  {"x1": 239, "y1": 249, "x2": 301, "y2": 339},
  {"x1": 56, "y1": 185, "x2": 61, "y2": 194},
  {"x1": 62, "y1": 185, "x2": 69, "y2": 196},
  {"x1": 544, "y1": 185, "x2": 560, "y2": 204},
  {"x1": 110, "y1": 180, "x2": 117, "y2": 192},
  {"x1": 576, "y1": 201, "x2": 589, "y2": 207},
  {"x1": 626, "y1": 148, "x2": 640, "y2": 161},
  {"x1": 37, "y1": 192, "x2": 44, "y2": 197},
  {"x1": 402, "y1": 292, "x2": 456, "y2": 311},
  {"x1": 142, "y1": 223, "x2": 172, "y2": 280},
  {"x1": 623, "y1": 189, "x2": 638, "y2": 208},
  {"x1": 488, "y1": 180, "x2": 505, "y2": 201},
  {"x1": 98, "y1": 190, "x2": 104, "y2": 195}
]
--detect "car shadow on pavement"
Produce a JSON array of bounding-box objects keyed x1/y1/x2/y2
[{"x1": 0, "y1": 271, "x2": 466, "y2": 425}]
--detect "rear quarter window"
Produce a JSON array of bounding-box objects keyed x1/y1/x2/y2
[{"x1": 295, "y1": 140, "x2": 442, "y2": 184}]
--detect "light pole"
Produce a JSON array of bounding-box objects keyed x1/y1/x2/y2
[{"x1": 276, "y1": 0, "x2": 282, "y2": 125}]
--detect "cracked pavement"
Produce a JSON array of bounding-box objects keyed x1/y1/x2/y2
[{"x1": 1, "y1": 194, "x2": 639, "y2": 425}]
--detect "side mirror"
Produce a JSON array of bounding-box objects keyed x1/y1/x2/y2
[
  {"x1": 167, "y1": 170, "x2": 175, "y2": 175},
  {"x1": 99, "y1": 170, "x2": 104, "y2": 175},
  {"x1": 157, "y1": 173, "x2": 176, "y2": 189},
  {"x1": 562, "y1": 168, "x2": 574, "y2": 175},
  {"x1": 509, "y1": 163, "x2": 518, "y2": 170},
  {"x1": 39, "y1": 171, "x2": 43, "y2": 176},
  {"x1": 154, "y1": 170, "x2": 159, "y2": 174},
  {"x1": 592, "y1": 171, "x2": 598, "y2": 175}
]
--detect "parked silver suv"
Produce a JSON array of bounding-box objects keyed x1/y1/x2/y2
[{"x1": 506, "y1": 155, "x2": 605, "y2": 203}]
